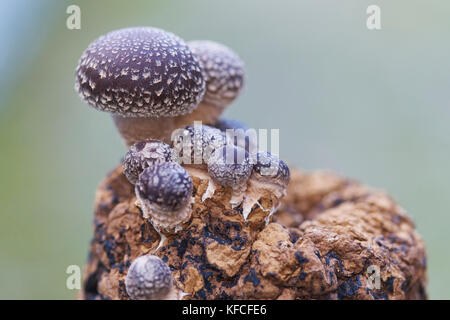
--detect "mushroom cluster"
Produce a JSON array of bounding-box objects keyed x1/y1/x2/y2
[
  {"x1": 75, "y1": 27, "x2": 426, "y2": 300},
  {"x1": 75, "y1": 27, "x2": 245, "y2": 146},
  {"x1": 75, "y1": 26, "x2": 291, "y2": 300}
]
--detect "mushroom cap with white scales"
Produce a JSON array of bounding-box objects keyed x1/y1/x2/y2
[
  {"x1": 75, "y1": 27, "x2": 205, "y2": 118},
  {"x1": 122, "y1": 139, "x2": 174, "y2": 185},
  {"x1": 251, "y1": 151, "x2": 290, "y2": 188},
  {"x1": 171, "y1": 124, "x2": 227, "y2": 166},
  {"x1": 135, "y1": 162, "x2": 194, "y2": 231},
  {"x1": 207, "y1": 145, "x2": 253, "y2": 188},
  {"x1": 125, "y1": 255, "x2": 173, "y2": 300},
  {"x1": 188, "y1": 40, "x2": 245, "y2": 108}
]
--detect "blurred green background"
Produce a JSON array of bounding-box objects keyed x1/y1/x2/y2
[{"x1": 0, "y1": 0, "x2": 449, "y2": 299}]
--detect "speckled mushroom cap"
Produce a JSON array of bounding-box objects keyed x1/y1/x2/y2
[
  {"x1": 75, "y1": 27, "x2": 205, "y2": 118},
  {"x1": 136, "y1": 162, "x2": 193, "y2": 212},
  {"x1": 188, "y1": 40, "x2": 244, "y2": 107},
  {"x1": 251, "y1": 151, "x2": 290, "y2": 187},
  {"x1": 207, "y1": 145, "x2": 253, "y2": 188},
  {"x1": 172, "y1": 124, "x2": 227, "y2": 165},
  {"x1": 125, "y1": 255, "x2": 172, "y2": 300},
  {"x1": 122, "y1": 139, "x2": 174, "y2": 184}
]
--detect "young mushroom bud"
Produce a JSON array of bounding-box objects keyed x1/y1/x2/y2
[
  {"x1": 135, "y1": 162, "x2": 193, "y2": 234},
  {"x1": 75, "y1": 27, "x2": 205, "y2": 146},
  {"x1": 171, "y1": 123, "x2": 227, "y2": 174},
  {"x1": 177, "y1": 40, "x2": 245, "y2": 128},
  {"x1": 125, "y1": 255, "x2": 173, "y2": 300},
  {"x1": 242, "y1": 151, "x2": 291, "y2": 221},
  {"x1": 122, "y1": 139, "x2": 174, "y2": 185},
  {"x1": 251, "y1": 152, "x2": 290, "y2": 189},
  {"x1": 206, "y1": 145, "x2": 253, "y2": 206}
]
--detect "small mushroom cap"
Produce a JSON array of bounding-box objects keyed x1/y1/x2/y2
[
  {"x1": 188, "y1": 40, "x2": 244, "y2": 107},
  {"x1": 125, "y1": 255, "x2": 172, "y2": 300},
  {"x1": 207, "y1": 145, "x2": 253, "y2": 188},
  {"x1": 251, "y1": 151, "x2": 290, "y2": 187},
  {"x1": 122, "y1": 139, "x2": 174, "y2": 184},
  {"x1": 75, "y1": 27, "x2": 205, "y2": 118},
  {"x1": 136, "y1": 162, "x2": 193, "y2": 212},
  {"x1": 172, "y1": 124, "x2": 227, "y2": 165}
]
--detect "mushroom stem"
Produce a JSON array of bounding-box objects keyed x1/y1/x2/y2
[
  {"x1": 112, "y1": 115, "x2": 176, "y2": 146},
  {"x1": 173, "y1": 101, "x2": 225, "y2": 129},
  {"x1": 113, "y1": 103, "x2": 224, "y2": 147},
  {"x1": 136, "y1": 189, "x2": 193, "y2": 233}
]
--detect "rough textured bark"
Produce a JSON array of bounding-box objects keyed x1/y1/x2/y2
[{"x1": 78, "y1": 166, "x2": 427, "y2": 300}]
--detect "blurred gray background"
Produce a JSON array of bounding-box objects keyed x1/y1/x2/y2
[{"x1": 0, "y1": 0, "x2": 448, "y2": 299}]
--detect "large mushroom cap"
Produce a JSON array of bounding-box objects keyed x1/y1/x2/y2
[
  {"x1": 75, "y1": 27, "x2": 205, "y2": 117},
  {"x1": 188, "y1": 40, "x2": 245, "y2": 107}
]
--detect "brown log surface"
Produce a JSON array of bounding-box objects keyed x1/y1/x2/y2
[{"x1": 79, "y1": 166, "x2": 427, "y2": 300}]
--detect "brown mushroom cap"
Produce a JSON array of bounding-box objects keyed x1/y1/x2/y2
[
  {"x1": 75, "y1": 27, "x2": 205, "y2": 118},
  {"x1": 125, "y1": 255, "x2": 173, "y2": 300},
  {"x1": 122, "y1": 139, "x2": 174, "y2": 185},
  {"x1": 172, "y1": 124, "x2": 227, "y2": 166},
  {"x1": 188, "y1": 40, "x2": 244, "y2": 107},
  {"x1": 207, "y1": 145, "x2": 253, "y2": 188},
  {"x1": 251, "y1": 151, "x2": 291, "y2": 188},
  {"x1": 136, "y1": 162, "x2": 193, "y2": 213}
]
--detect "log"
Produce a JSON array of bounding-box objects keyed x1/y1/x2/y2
[{"x1": 78, "y1": 166, "x2": 427, "y2": 300}]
